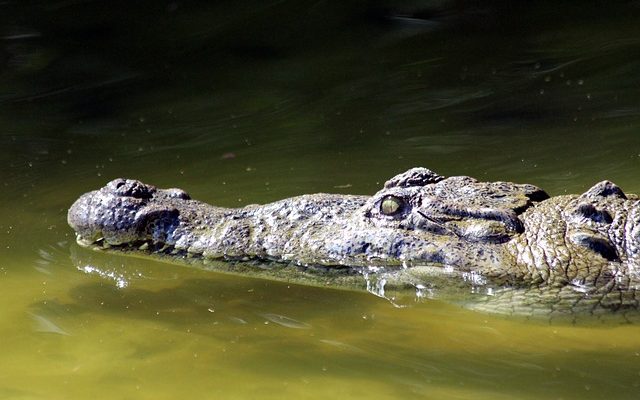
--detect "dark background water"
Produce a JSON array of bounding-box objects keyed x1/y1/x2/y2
[
  {"x1": 1, "y1": 1, "x2": 640, "y2": 399},
  {"x1": 3, "y1": 0, "x2": 639, "y2": 196}
]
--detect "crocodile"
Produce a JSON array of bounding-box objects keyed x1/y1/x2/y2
[{"x1": 67, "y1": 168, "x2": 640, "y2": 318}]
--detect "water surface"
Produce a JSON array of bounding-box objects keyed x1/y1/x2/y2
[{"x1": 1, "y1": 1, "x2": 640, "y2": 399}]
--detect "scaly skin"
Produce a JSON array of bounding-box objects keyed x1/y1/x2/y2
[{"x1": 67, "y1": 168, "x2": 640, "y2": 317}]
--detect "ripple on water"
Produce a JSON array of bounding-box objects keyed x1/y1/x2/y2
[
  {"x1": 28, "y1": 312, "x2": 71, "y2": 336},
  {"x1": 259, "y1": 313, "x2": 311, "y2": 329},
  {"x1": 33, "y1": 241, "x2": 69, "y2": 275}
]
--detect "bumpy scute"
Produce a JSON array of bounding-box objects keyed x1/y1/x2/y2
[
  {"x1": 108, "y1": 178, "x2": 156, "y2": 199},
  {"x1": 383, "y1": 167, "x2": 445, "y2": 188}
]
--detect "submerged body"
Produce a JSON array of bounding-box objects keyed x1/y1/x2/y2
[{"x1": 68, "y1": 168, "x2": 640, "y2": 316}]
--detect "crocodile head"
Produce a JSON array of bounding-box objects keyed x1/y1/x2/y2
[{"x1": 68, "y1": 168, "x2": 550, "y2": 269}]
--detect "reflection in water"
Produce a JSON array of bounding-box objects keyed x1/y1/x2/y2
[
  {"x1": 362, "y1": 266, "x2": 388, "y2": 300},
  {"x1": 10, "y1": 238, "x2": 640, "y2": 399},
  {"x1": 78, "y1": 264, "x2": 130, "y2": 289}
]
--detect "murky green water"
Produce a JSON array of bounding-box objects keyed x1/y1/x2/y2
[{"x1": 1, "y1": 1, "x2": 640, "y2": 399}]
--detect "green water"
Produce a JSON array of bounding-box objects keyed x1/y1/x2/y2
[{"x1": 2, "y1": 1, "x2": 640, "y2": 399}]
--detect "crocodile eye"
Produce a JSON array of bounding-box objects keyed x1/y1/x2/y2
[{"x1": 380, "y1": 195, "x2": 404, "y2": 216}]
